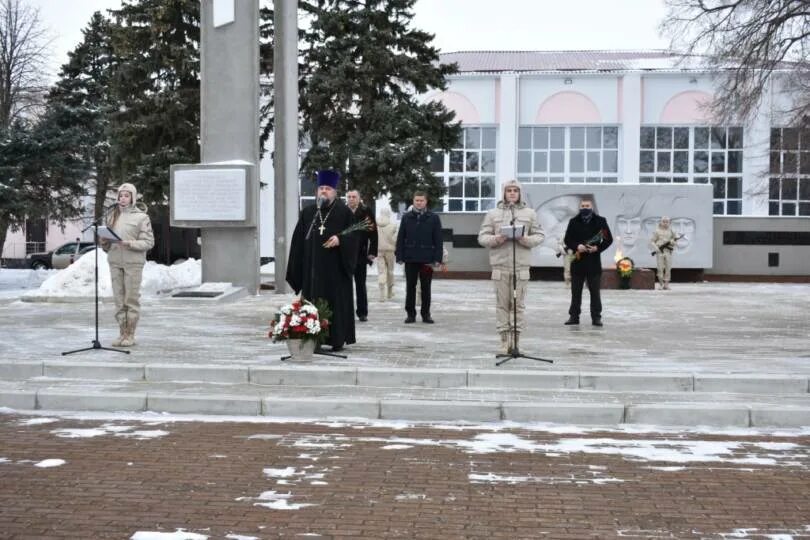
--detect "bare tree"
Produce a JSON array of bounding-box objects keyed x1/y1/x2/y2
[
  {"x1": 0, "y1": 0, "x2": 48, "y2": 130},
  {"x1": 662, "y1": 0, "x2": 810, "y2": 125}
]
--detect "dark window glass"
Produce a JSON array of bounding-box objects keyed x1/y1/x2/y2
[
  {"x1": 674, "y1": 127, "x2": 689, "y2": 149},
  {"x1": 800, "y1": 153, "x2": 810, "y2": 175},
  {"x1": 769, "y1": 178, "x2": 780, "y2": 199},
  {"x1": 449, "y1": 150, "x2": 463, "y2": 172},
  {"x1": 465, "y1": 151, "x2": 479, "y2": 172},
  {"x1": 770, "y1": 152, "x2": 781, "y2": 174},
  {"x1": 727, "y1": 151, "x2": 742, "y2": 173},
  {"x1": 639, "y1": 176, "x2": 654, "y2": 183},
  {"x1": 727, "y1": 177, "x2": 742, "y2": 198},
  {"x1": 465, "y1": 199, "x2": 479, "y2": 212},
  {"x1": 799, "y1": 202, "x2": 810, "y2": 216},
  {"x1": 640, "y1": 127, "x2": 655, "y2": 149},
  {"x1": 481, "y1": 199, "x2": 496, "y2": 211},
  {"x1": 711, "y1": 127, "x2": 727, "y2": 149},
  {"x1": 693, "y1": 151, "x2": 709, "y2": 173},
  {"x1": 518, "y1": 127, "x2": 532, "y2": 149},
  {"x1": 464, "y1": 176, "x2": 479, "y2": 197},
  {"x1": 517, "y1": 151, "x2": 531, "y2": 173},
  {"x1": 587, "y1": 151, "x2": 600, "y2": 172},
  {"x1": 534, "y1": 151, "x2": 548, "y2": 172},
  {"x1": 694, "y1": 127, "x2": 709, "y2": 148},
  {"x1": 465, "y1": 127, "x2": 481, "y2": 149},
  {"x1": 712, "y1": 177, "x2": 726, "y2": 198},
  {"x1": 799, "y1": 178, "x2": 810, "y2": 200},
  {"x1": 711, "y1": 152, "x2": 725, "y2": 172},
  {"x1": 784, "y1": 128, "x2": 799, "y2": 149},
  {"x1": 570, "y1": 150, "x2": 584, "y2": 173},
  {"x1": 784, "y1": 152, "x2": 798, "y2": 174},
  {"x1": 728, "y1": 127, "x2": 743, "y2": 148},
  {"x1": 783, "y1": 178, "x2": 798, "y2": 199},
  {"x1": 482, "y1": 128, "x2": 497, "y2": 149},
  {"x1": 800, "y1": 129, "x2": 810, "y2": 150},
  {"x1": 603, "y1": 177, "x2": 618, "y2": 183},
  {"x1": 569, "y1": 177, "x2": 584, "y2": 183},
  {"x1": 549, "y1": 151, "x2": 564, "y2": 172},
  {"x1": 448, "y1": 199, "x2": 462, "y2": 211},
  {"x1": 655, "y1": 177, "x2": 671, "y2": 183},
  {"x1": 713, "y1": 201, "x2": 724, "y2": 214},
  {"x1": 448, "y1": 176, "x2": 463, "y2": 197},
  {"x1": 604, "y1": 127, "x2": 618, "y2": 149},
  {"x1": 657, "y1": 151, "x2": 671, "y2": 172},
  {"x1": 673, "y1": 151, "x2": 689, "y2": 173},
  {"x1": 769, "y1": 201, "x2": 780, "y2": 215},
  {"x1": 770, "y1": 128, "x2": 781, "y2": 150},
  {"x1": 693, "y1": 176, "x2": 709, "y2": 184},
  {"x1": 727, "y1": 200, "x2": 742, "y2": 215},
  {"x1": 656, "y1": 127, "x2": 672, "y2": 149},
  {"x1": 640, "y1": 151, "x2": 654, "y2": 173},
  {"x1": 673, "y1": 176, "x2": 688, "y2": 183},
  {"x1": 533, "y1": 127, "x2": 549, "y2": 148},
  {"x1": 782, "y1": 202, "x2": 796, "y2": 215},
  {"x1": 480, "y1": 177, "x2": 495, "y2": 198},
  {"x1": 481, "y1": 151, "x2": 496, "y2": 173}
]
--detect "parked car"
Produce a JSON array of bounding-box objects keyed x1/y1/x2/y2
[{"x1": 26, "y1": 241, "x2": 96, "y2": 270}]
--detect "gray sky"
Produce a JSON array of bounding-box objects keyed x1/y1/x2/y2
[{"x1": 31, "y1": 0, "x2": 670, "y2": 78}]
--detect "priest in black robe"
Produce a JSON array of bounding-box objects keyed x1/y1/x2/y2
[{"x1": 286, "y1": 170, "x2": 358, "y2": 351}]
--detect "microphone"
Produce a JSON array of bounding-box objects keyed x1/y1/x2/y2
[{"x1": 316, "y1": 196, "x2": 326, "y2": 209}]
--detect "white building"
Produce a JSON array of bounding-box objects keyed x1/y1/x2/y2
[{"x1": 424, "y1": 50, "x2": 806, "y2": 218}]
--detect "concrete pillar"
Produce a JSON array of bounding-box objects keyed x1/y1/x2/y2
[
  {"x1": 620, "y1": 74, "x2": 642, "y2": 183},
  {"x1": 199, "y1": 0, "x2": 260, "y2": 293},
  {"x1": 273, "y1": 0, "x2": 299, "y2": 294},
  {"x1": 498, "y1": 73, "x2": 518, "y2": 184},
  {"x1": 743, "y1": 79, "x2": 772, "y2": 216}
]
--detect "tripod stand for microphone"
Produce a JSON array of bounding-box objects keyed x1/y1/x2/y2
[
  {"x1": 281, "y1": 201, "x2": 347, "y2": 360},
  {"x1": 495, "y1": 216, "x2": 553, "y2": 366},
  {"x1": 62, "y1": 214, "x2": 129, "y2": 356}
]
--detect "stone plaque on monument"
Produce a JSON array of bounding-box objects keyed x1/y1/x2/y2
[{"x1": 170, "y1": 163, "x2": 256, "y2": 227}]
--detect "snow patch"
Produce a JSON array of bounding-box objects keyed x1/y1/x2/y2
[
  {"x1": 251, "y1": 490, "x2": 315, "y2": 510},
  {"x1": 34, "y1": 459, "x2": 65, "y2": 468},
  {"x1": 381, "y1": 444, "x2": 413, "y2": 450},
  {"x1": 51, "y1": 424, "x2": 169, "y2": 440},
  {"x1": 225, "y1": 535, "x2": 259, "y2": 540},
  {"x1": 130, "y1": 530, "x2": 208, "y2": 540},
  {"x1": 17, "y1": 417, "x2": 59, "y2": 426}
]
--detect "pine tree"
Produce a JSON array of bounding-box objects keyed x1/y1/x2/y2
[
  {"x1": 108, "y1": 0, "x2": 200, "y2": 207},
  {"x1": 299, "y1": 0, "x2": 460, "y2": 207},
  {"x1": 44, "y1": 12, "x2": 118, "y2": 219}
]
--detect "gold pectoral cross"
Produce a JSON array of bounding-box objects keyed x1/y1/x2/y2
[{"x1": 318, "y1": 224, "x2": 326, "y2": 236}]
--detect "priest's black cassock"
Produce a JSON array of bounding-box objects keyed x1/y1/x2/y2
[{"x1": 286, "y1": 199, "x2": 358, "y2": 349}]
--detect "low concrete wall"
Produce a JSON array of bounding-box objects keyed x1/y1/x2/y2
[{"x1": 707, "y1": 217, "x2": 810, "y2": 276}]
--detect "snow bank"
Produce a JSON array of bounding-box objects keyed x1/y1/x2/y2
[{"x1": 21, "y1": 249, "x2": 201, "y2": 299}]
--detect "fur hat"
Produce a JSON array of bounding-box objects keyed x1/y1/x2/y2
[
  {"x1": 118, "y1": 182, "x2": 138, "y2": 201},
  {"x1": 316, "y1": 170, "x2": 340, "y2": 189}
]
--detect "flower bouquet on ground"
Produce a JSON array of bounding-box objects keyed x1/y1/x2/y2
[
  {"x1": 269, "y1": 297, "x2": 332, "y2": 345},
  {"x1": 616, "y1": 257, "x2": 635, "y2": 289}
]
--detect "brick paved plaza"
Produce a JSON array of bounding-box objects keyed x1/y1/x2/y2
[{"x1": 1, "y1": 411, "x2": 809, "y2": 539}]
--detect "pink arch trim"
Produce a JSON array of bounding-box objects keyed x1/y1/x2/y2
[
  {"x1": 660, "y1": 91, "x2": 714, "y2": 123},
  {"x1": 426, "y1": 91, "x2": 480, "y2": 124},
  {"x1": 535, "y1": 91, "x2": 601, "y2": 124}
]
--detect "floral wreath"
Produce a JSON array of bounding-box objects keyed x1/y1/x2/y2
[
  {"x1": 616, "y1": 256, "x2": 635, "y2": 279},
  {"x1": 269, "y1": 297, "x2": 332, "y2": 344}
]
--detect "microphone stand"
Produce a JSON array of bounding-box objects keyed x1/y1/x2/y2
[
  {"x1": 496, "y1": 207, "x2": 553, "y2": 366},
  {"x1": 282, "y1": 197, "x2": 346, "y2": 360},
  {"x1": 63, "y1": 207, "x2": 129, "y2": 356}
]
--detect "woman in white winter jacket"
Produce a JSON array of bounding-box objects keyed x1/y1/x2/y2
[{"x1": 101, "y1": 183, "x2": 154, "y2": 347}]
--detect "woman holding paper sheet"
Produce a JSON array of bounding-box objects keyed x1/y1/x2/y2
[
  {"x1": 101, "y1": 183, "x2": 154, "y2": 347},
  {"x1": 477, "y1": 180, "x2": 544, "y2": 354}
]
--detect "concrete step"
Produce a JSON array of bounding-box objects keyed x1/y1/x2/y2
[
  {"x1": 1, "y1": 377, "x2": 809, "y2": 428},
  {"x1": 2, "y1": 361, "x2": 809, "y2": 395}
]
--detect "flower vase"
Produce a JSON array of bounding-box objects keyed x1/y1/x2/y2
[
  {"x1": 619, "y1": 276, "x2": 631, "y2": 289},
  {"x1": 286, "y1": 339, "x2": 317, "y2": 361}
]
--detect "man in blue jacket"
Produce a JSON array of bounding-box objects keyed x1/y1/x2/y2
[
  {"x1": 563, "y1": 198, "x2": 613, "y2": 327},
  {"x1": 395, "y1": 191, "x2": 444, "y2": 324}
]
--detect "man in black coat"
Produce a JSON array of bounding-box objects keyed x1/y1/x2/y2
[
  {"x1": 563, "y1": 198, "x2": 613, "y2": 326},
  {"x1": 346, "y1": 189, "x2": 378, "y2": 322},
  {"x1": 286, "y1": 170, "x2": 359, "y2": 351},
  {"x1": 395, "y1": 190, "x2": 443, "y2": 324}
]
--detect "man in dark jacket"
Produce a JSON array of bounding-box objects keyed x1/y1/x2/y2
[
  {"x1": 346, "y1": 189, "x2": 378, "y2": 322},
  {"x1": 563, "y1": 198, "x2": 613, "y2": 327},
  {"x1": 395, "y1": 191, "x2": 443, "y2": 324}
]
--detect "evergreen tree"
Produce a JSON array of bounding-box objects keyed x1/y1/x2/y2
[
  {"x1": 108, "y1": 0, "x2": 200, "y2": 207},
  {"x1": 44, "y1": 12, "x2": 118, "y2": 220},
  {"x1": 300, "y1": 0, "x2": 460, "y2": 207}
]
